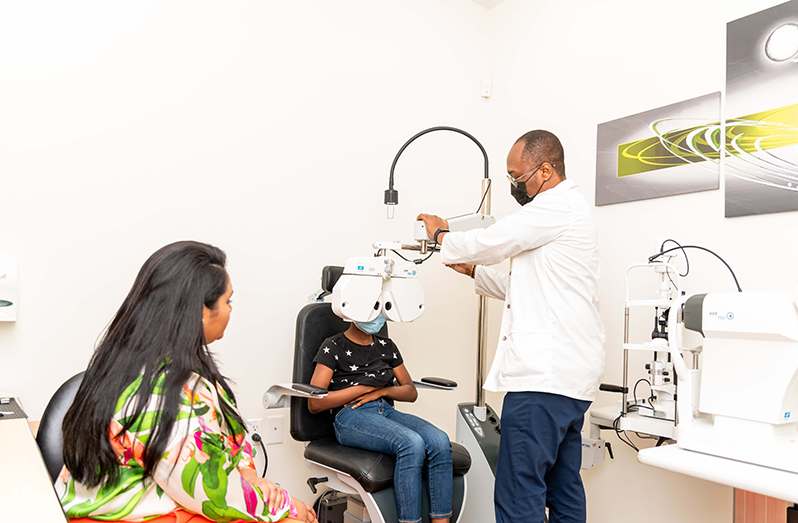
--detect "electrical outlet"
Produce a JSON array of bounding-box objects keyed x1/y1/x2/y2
[
  {"x1": 247, "y1": 418, "x2": 263, "y2": 438},
  {"x1": 245, "y1": 418, "x2": 267, "y2": 476}
]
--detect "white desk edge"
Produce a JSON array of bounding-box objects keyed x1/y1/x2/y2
[
  {"x1": 638, "y1": 444, "x2": 798, "y2": 503},
  {"x1": 0, "y1": 416, "x2": 68, "y2": 521}
]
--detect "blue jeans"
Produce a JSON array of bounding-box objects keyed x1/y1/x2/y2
[
  {"x1": 334, "y1": 399, "x2": 453, "y2": 523},
  {"x1": 495, "y1": 392, "x2": 591, "y2": 523}
]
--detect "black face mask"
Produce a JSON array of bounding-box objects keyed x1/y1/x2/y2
[
  {"x1": 511, "y1": 176, "x2": 546, "y2": 206},
  {"x1": 511, "y1": 183, "x2": 532, "y2": 206}
]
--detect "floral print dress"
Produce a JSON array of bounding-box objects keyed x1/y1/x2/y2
[{"x1": 55, "y1": 371, "x2": 297, "y2": 522}]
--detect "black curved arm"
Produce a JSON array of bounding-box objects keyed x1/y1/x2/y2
[{"x1": 384, "y1": 126, "x2": 490, "y2": 207}]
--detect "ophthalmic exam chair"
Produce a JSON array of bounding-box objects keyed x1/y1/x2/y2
[{"x1": 270, "y1": 266, "x2": 471, "y2": 523}]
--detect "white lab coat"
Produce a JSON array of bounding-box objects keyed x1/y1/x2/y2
[{"x1": 440, "y1": 179, "x2": 605, "y2": 401}]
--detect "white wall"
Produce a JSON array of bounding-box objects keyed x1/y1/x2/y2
[
  {"x1": 0, "y1": 0, "x2": 493, "y2": 507},
  {"x1": 2, "y1": 0, "x2": 798, "y2": 521},
  {"x1": 487, "y1": 0, "x2": 798, "y2": 522}
]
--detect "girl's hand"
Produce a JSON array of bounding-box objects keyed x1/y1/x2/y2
[{"x1": 346, "y1": 388, "x2": 386, "y2": 409}]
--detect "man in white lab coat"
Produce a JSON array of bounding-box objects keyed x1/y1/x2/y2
[{"x1": 418, "y1": 130, "x2": 605, "y2": 523}]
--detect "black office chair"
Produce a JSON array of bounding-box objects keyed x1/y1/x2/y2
[
  {"x1": 289, "y1": 266, "x2": 471, "y2": 523},
  {"x1": 37, "y1": 372, "x2": 85, "y2": 481}
]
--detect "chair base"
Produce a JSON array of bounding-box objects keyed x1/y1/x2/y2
[{"x1": 306, "y1": 460, "x2": 467, "y2": 523}]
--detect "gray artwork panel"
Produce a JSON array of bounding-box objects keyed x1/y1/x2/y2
[
  {"x1": 595, "y1": 92, "x2": 720, "y2": 206},
  {"x1": 726, "y1": 0, "x2": 798, "y2": 217}
]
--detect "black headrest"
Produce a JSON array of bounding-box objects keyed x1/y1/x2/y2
[
  {"x1": 321, "y1": 266, "x2": 344, "y2": 294},
  {"x1": 290, "y1": 302, "x2": 388, "y2": 442},
  {"x1": 290, "y1": 303, "x2": 348, "y2": 441},
  {"x1": 37, "y1": 372, "x2": 85, "y2": 481}
]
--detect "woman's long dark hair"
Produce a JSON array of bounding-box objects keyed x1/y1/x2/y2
[{"x1": 62, "y1": 240, "x2": 244, "y2": 487}]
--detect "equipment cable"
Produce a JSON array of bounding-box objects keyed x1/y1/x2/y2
[
  {"x1": 633, "y1": 378, "x2": 655, "y2": 411},
  {"x1": 658, "y1": 239, "x2": 688, "y2": 289},
  {"x1": 391, "y1": 248, "x2": 436, "y2": 265},
  {"x1": 613, "y1": 401, "x2": 657, "y2": 453},
  {"x1": 475, "y1": 178, "x2": 492, "y2": 214},
  {"x1": 251, "y1": 432, "x2": 268, "y2": 478},
  {"x1": 648, "y1": 244, "x2": 742, "y2": 292},
  {"x1": 613, "y1": 413, "x2": 639, "y2": 452}
]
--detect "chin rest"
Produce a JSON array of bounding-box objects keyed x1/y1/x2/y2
[{"x1": 291, "y1": 272, "x2": 471, "y2": 495}]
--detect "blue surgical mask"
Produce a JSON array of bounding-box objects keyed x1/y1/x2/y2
[{"x1": 355, "y1": 316, "x2": 386, "y2": 335}]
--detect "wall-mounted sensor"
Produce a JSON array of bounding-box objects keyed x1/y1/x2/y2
[
  {"x1": 0, "y1": 259, "x2": 18, "y2": 322},
  {"x1": 765, "y1": 23, "x2": 798, "y2": 62},
  {"x1": 481, "y1": 78, "x2": 492, "y2": 98}
]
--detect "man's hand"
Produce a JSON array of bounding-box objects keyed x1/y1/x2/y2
[
  {"x1": 417, "y1": 214, "x2": 449, "y2": 243},
  {"x1": 446, "y1": 263, "x2": 474, "y2": 277},
  {"x1": 345, "y1": 388, "x2": 387, "y2": 409}
]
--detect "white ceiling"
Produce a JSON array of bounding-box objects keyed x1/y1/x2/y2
[{"x1": 468, "y1": 0, "x2": 507, "y2": 9}]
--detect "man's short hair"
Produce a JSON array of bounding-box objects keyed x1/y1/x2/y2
[{"x1": 517, "y1": 130, "x2": 565, "y2": 179}]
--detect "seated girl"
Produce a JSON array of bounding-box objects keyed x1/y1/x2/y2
[
  {"x1": 308, "y1": 316, "x2": 452, "y2": 523},
  {"x1": 57, "y1": 241, "x2": 316, "y2": 523}
]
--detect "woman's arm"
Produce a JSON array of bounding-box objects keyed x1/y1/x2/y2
[
  {"x1": 151, "y1": 380, "x2": 295, "y2": 522},
  {"x1": 239, "y1": 467, "x2": 285, "y2": 511},
  {"x1": 307, "y1": 364, "x2": 378, "y2": 414},
  {"x1": 347, "y1": 364, "x2": 418, "y2": 409}
]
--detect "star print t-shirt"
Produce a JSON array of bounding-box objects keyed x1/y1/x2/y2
[{"x1": 313, "y1": 332, "x2": 404, "y2": 391}]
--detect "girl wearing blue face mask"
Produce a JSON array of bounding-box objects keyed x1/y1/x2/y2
[{"x1": 308, "y1": 318, "x2": 453, "y2": 523}]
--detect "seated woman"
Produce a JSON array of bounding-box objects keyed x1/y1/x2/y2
[
  {"x1": 308, "y1": 316, "x2": 453, "y2": 523},
  {"x1": 57, "y1": 241, "x2": 316, "y2": 523}
]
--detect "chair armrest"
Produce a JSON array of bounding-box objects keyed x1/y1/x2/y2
[
  {"x1": 413, "y1": 377, "x2": 457, "y2": 390},
  {"x1": 263, "y1": 383, "x2": 328, "y2": 409}
]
